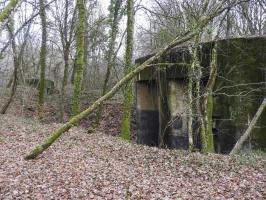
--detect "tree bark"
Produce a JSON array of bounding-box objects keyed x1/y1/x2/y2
[
  {"x1": 59, "y1": 45, "x2": 70, "y2": 121},
  {"x1": 38, "y1": 0, "x2": 47, "y2": 117},
  {"x1": 230, "y1": 96, "x2": 266, "y2": 155},
  {"x1": 59, "y1": 0, "x2": 76, "y2": 122},
  {"x1": 1, "y1": 19, "x2": 18, "y2": 114},
  {"x1": 71, "y1": 0, "x2": 86, "y2": 117},
  {"x1": 1, "y1": 16, "x2": 31, "y2": 114},
  {"x1": 120, "y1": 0, "x2": 134, "y2": 140},
  {"x1": 95, "y1": 0, "x2": 123, "y2": 126},
  {"x1": 202, "y1": 44, "x2": 217, "y2": 153}
]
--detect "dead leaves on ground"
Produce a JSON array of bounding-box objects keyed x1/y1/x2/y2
[{"x1": 0, "y1": 115, "x2": 265, "y2": 199}]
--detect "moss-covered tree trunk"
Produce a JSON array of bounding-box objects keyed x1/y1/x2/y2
[
  {"x1": 25, "y1": 6, "x2": 227, "y2": 159},
  {"x1": 95, "y1": 0, "x2": 123, "y2": 126},
  {"x1": 193, "y1": 36, "x2": 208, "y2": 153},
  {"x1": 188, "y1": 31, "x2": 215, "y2": 153},
  {"x1": 202, "y1": 44, "x2": 217, "y2": 153},
  {"x1": 38, "y1": 0, "x2": 47, "y2": 117},
  {"x1": 120, "y1": 0, "x2": 134, "y2": 140},
  {"x1": 191, "y1": 39, "x2": 217, "y2": 153},
  {"x1": 71, "y1": 0, "x2": 85, "y2": 116},
  {"x1": 0, "y1": 0, "x2": 20, "y2": 23}
]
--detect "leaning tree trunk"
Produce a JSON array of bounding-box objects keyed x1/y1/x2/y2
[
  {"x1": 25, "y1": 5, "x2": 229, "y2": 159},
  {"x1": 71, "y1": 0, "x2": 85, "y2": 117},
  {"x1": 38, "y1": 0, "x2": 47, "y2": 117},
  {"x1": 120, "y1": 0, "x2": 134, "y2": 140},
  {"x1": 230, "y1": 96, "x2": 266, "y2": 155}
]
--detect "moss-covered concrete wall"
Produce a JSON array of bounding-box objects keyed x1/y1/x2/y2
[
  {"x1": 135, "y1": 36, "x2": 266, "y2": 152},
  {"x1": 214, "y1": 37, "x2": 266, "y2": 152}
]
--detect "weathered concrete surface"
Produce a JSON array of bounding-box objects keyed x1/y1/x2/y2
[{"x1": 135, "y1": 36, "x2": 266, "y2": 153}]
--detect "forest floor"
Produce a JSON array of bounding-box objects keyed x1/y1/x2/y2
[
  {"x1": 0, "y1": 86, "x2": 135, "y2": 139},
  {"x1": 0, "y1": 114, "x2": 266, "y2": 199}
]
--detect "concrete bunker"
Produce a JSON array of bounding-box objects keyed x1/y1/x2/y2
[
  {"x1": 135, "y1": 36, "x2": 266, "y2": 153},
  {"x1": 25, "y1": 78, "x2": 55, "y2": 95}
]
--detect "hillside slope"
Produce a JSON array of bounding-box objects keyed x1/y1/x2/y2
[{"x1": 0, "y1": 115, "x2": 265, "y2": 199}]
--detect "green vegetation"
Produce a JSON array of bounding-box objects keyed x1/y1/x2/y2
[
  {"x1": 71, "y1": 0, "x2": 85, "y2": 117},
  {"x1": 120, "y1": 0, "x2": 134, "y2": 140}
]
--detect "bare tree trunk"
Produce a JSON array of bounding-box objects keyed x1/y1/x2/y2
[
  {"x1": 59, "y1": 0, "x2": 76, "y2": 122},
  {"x1": 60, "y1": 45, "x2": 70, "y2": 121},
  {"x1": 230, "y1": 96, "x2": 266, "y2": 155},
  {"x1": 1, "y1": 16, "x2": 32, "y2": 114},
  {"x1": 1, "y1": 20, "x2": 18, "y2": 114}
]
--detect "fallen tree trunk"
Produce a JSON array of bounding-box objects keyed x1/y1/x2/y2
[
  {"x1": 24, "y1": 4, "x2": 229, "y2": 159},
  {"x1": 230, "y1": 96, "x2": 266, "y2": 155}
]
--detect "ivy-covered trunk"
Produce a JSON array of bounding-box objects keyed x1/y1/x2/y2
[
  {"x1": 202, "y1": 44, "x2": 217, "y2": 153},
  {"x1": 120, "y1": 0, "x2": 134, "y2": 140},
  {"x1": 193, "y1": 36, "x2": 208, "y2": 153},
  {"x1": 71, "y1": 0, "x2": 85, "y2": 117},
  {"x1": 95, "y1": 0, "x2": 123, "y2": 126},
  {"x1": 38, "y1": 0, "x2": 47, "y2": 116},
  {"x1": 187, "y1": 52, "x2": 195, "y2": 151},
  {"x1": 188, "y1": 33, "x2": 216, "y2": 153}
]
